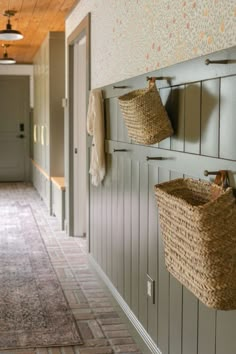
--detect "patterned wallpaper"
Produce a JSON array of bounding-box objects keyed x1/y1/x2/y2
[{"x1": 66, "y1": 0, "x2": 236, "y2": 88}]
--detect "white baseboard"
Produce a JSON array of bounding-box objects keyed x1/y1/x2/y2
[{"x1": 89, "y1": 255, "x2": 162, "y2": 354}]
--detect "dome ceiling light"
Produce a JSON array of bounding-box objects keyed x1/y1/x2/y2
[
  {"x1": 0, "y1": 10, "x2": 23, "y2": 41},
  {"x1": 0, "y1": 44, "x2": 16, "y2": 64}
]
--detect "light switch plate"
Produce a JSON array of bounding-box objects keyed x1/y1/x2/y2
[
  {"x1": 62, "y1": 98, "x2": 68, "y2": 108},
  {"x1": 147, "y1": 274, "x2": 155, "y2": 304}
]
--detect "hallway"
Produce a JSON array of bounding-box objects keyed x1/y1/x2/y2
[{"x1": 0, "y1": 183, "x2": 143, "y2": 354}]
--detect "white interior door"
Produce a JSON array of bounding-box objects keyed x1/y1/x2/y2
[
  {"x1": 0, "y1": 76, "x2": 29, "y2": 181},
  {"x1": 73, "y1": 35, "x2": 87, "y2": 237}
]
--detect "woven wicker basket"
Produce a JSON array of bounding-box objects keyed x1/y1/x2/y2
[
  {"x1": 118, "y1": 82, "x2": 173, "y2": 145},
  {"x1": 155, "y1": 178, "x2": 236, "y2": 310}
]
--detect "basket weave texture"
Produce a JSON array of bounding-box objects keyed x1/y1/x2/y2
[
  {"x1": 155, "y1": 178, "x2": 236, "y2": 310},
  {"x1": 118, "y1": 84, "x2": 173, "y2": 145}
]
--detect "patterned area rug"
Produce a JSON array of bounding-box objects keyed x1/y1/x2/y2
[{"x1": 0, "y1": 203, "x2": 82, "y2": 349}]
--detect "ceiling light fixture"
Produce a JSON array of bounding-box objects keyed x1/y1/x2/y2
[
  {"x1": 0, "y1": 10, "x2": 23, "y2": 41},
  {"x1": 0, "y1": 44, "x2": 16, "y2": 64}
]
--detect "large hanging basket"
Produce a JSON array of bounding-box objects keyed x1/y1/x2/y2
[
  {"x1": 154, "y1": 175, "x2": 236, "y2": 310},
  {"x1": 118, "y1": 80, "x2": 173, "y2": 145}
]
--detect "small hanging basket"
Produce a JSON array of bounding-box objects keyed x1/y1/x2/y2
[
  {"x1": 118, "y1": 78, "x2": 173, "y2": 145},
  {"x1": 154, "y1": 172, "x2": 236, "y2": 310}
]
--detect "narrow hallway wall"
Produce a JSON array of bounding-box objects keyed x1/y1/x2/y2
[{"x1": 65, "y1": 3, "x2": 236, "y2": 353}]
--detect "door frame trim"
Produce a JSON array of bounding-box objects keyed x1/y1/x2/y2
[{"x1": 66, "y1": 13, "x2": 90, "y2": 241}]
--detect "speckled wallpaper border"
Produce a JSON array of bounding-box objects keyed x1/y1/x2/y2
[{"x1": 66, "y1": 0, "x2": 236, "y2": 88}]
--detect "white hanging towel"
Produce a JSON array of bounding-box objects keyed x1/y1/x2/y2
[{"x1": 87, "y1": 89, "x2": 105, "y2": 186}]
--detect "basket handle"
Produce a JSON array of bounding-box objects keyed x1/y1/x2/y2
[{"x1": 214, "y1": 170, "x2": 230, "y2": 189}]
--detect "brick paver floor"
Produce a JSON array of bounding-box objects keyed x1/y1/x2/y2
[{"x1": 0, "y1": 183, "x2": 144, "y2": 354}]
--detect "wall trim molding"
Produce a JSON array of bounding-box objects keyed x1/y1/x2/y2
[
  {"x1": 89, "y1": 254, "x2": 162, "y2": 354},
  {"x1": 66, "y1": 12, "x2": 90, "y2": 237}
]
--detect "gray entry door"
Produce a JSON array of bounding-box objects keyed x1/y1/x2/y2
[{"x1": 0, "y1": 76, "x2": 30, "y2": 182}]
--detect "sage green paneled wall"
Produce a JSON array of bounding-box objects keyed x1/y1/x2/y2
[
  {"x1": 33, "y1": 32, "x2": 65, "y2": 206},
  {"x1": 90, "y1": 48, "x2": 236, "y2": 354},
  {"x1": 64, "y1": 0, "x2": 236, "y2": 239}
]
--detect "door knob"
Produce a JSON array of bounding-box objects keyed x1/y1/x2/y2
[{"x1": 16, "y1": 134, "x2": 25, "y2": 139}]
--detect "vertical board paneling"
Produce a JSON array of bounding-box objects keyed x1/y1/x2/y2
[
  {"x1": 131, "y1": 160, "x2": 140, "y2": 316},
  {"x1": 108, "y1": 98, "x2": 118, "y2": 141},
  {"x1": 92, "y1": 60, "x2": 236, "y2": 354},
  {"x1": 105, "y1": 154, "x2": 112, "y2": 278},
  {"x1": 147, "y1": 164, "x2": 158, "y2": 343},
  {"x1": 91, "y1": 179, "x2": 97, "y2": 259},
  {"x1": 101, "y1": 164, "x2": 107, "y2": 272},
  {"x1": 182, "y1": 290, "x2": 198, "y2": 354},
  {"x1": 97, "y1": 183, "x2": 102, "y2": 266},
  {"x1": 139, "y1": 162, "x2": 148, "y2": 329},
  {"x1": 184, "y1": 83, "x2": 201, "y2": 154},
  {"x1": 158, "y1": 87, "x2": 172, "y2": 149},
  {"x1": 220, "y1": 76, "x2": 236, "y2": 160},
  {"x1": 198, "y1": 304, "x2": 216, "y2": 354},
  {"x1": 157, "y1": 167, "x2": 170, "y2": 354},
  {"x1": 169, "y1": 171, "x2": 183, "y2": 354},
  {"x1": 90, "y1": 181, "x2": 94, "y2": 255},
  {"x1": 169, "y1": 275, "x2": 183, "y2": 354},
  {"x1": 170, "y1": 85, "x2": 185, "y2": 152},
  {"x1": 117, "y1": 155, "x2": 124, "y2": 296},
  {"x1": 201, "y1": 79, "x2": 220, "y2": 157},
  {"x1": 216, "y1": 312, "x2": 236, "y2": 354},
  {"x1": 124, "y1": 158, "x2": 132, "y2": 306},
  {"x1": 105, "y1": 99, "x2": 110, "y2": 140},
  {"x1": 111, "y1": 155, "x2": 118, "y2": 288}
]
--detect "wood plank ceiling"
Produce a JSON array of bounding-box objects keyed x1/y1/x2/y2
[{"x1": 0, "y1": 0, "x2": 79, "y2": 64}]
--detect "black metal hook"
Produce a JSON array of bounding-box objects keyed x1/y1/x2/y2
[
  {"x1": 205, "y1": 59, "x2": 235, "y2": 65},
  {"x1": 204, "y1": 170, "x2": 220, "y2": 176},
  {"x1": 146, "y1": 76, "x2": 163, "y2": 82},
  {"x1": 113, "y1": 149, "x2": 128, "y2": 152},
  {"x1": 146, "y1": 156, "x2": 164, "y2": 161},
  {"x1": 112, "y1": 85, "x2": 129, "y2": 89}
]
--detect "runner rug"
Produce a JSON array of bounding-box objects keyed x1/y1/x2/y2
[{"x1": 0, "y1": 204, "x2": 82, "y2": 349}]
